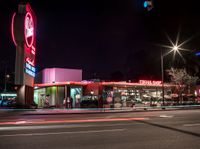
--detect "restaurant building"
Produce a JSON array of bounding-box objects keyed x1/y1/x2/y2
[{"x1": 34, "y1": 68, "x2": 176, "y2": 108}]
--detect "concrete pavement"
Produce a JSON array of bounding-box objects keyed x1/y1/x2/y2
[
  {"x1": 0, "y1": 109, "x2": 200, "y2": 149},
  {"x1": 1, "y1": 105, "x2": 200, "y2": 116}
]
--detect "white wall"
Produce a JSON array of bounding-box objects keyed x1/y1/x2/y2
[{"x1": 37, "y1": 68, "x2": 82, "y2": 83}]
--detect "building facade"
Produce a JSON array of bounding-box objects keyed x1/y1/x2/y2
[
  {"x1": 34, "y1": 80, "x2": 176, "y2": 108},
  {"x1": 34, "y1": 68, "x2": 197, "y2": 109}
]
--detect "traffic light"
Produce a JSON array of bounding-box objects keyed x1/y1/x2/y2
[{"x1": 143, "y1": 0, "x2": 153, "y2": 11}]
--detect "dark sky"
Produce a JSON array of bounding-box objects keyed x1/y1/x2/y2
[{"x1": 1, "y1": 0, "x2": 200, "y2": 81}]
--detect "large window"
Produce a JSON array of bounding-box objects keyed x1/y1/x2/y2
[{"x1": 70, "y1": 87, "x2": 82, "y2": 108}]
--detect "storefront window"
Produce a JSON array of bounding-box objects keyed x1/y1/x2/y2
[
  {"x1": 70, "y1": 87, "x2": 82, "y2": 108},
  {"x1": 34, "y1": 88, "x2": 45, "y2": 108}
]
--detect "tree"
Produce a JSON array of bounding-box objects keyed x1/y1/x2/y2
[
  {"x1": 166, "y1": 68, "x2": 199, "y2": 103},
  {"x1": 167, "y1": 68, "x2": 198, "y2": 86}
]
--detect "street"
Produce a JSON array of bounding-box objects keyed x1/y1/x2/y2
[{"x1": 0, "y1": 109, "x2": 200, "y2": 149}]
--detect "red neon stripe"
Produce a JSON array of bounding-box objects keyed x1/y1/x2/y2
[{"x1": 11, "y1": 12, "x2": 17, "y2": 46}]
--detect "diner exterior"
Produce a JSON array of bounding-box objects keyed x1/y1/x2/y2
[
  {"x1": 34, "y1": 80, "x2": 177, "y2": 109},
  {"x1": 34, "y1": 68, "x2": 198, "y2": 109}
]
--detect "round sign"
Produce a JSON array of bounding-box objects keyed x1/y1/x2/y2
[
  {"x1": 24, "y1": 12, "x2": 34, "y2": 47},
  {"x1": 106, "y1": 97, "x2": 113, "y2": 103}
]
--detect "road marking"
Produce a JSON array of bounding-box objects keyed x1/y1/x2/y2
[
  {"x1": 0, "y1": 128, "x2": 125, "y2": 137},
  {"x1": 15, "y1": 121, "x2": 27, "y2": 124},
  {"x1": 183, "y1": 123, "x2": 200, "y2": 127},
  {"x1": 0, "y1": 123, "x2": 143, "y2": 131},
  {"x1": 159, "y1": 115, "x2": 174, "y2": 118}
]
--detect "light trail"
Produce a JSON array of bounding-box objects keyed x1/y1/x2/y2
[{"x1": 0, "y1": 117, "x2": 149, "y2": 125}]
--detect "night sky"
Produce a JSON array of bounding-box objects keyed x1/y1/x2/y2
[{"x1": 1, "y1": 0, "x2": 200, "y2": 82}]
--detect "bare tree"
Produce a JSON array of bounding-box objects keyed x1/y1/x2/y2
[
  {"x1": 166, "y1": 68, "x2": 199, "y2": 103},
  {"x1": 167, "y1": 68, "x2": 198, "y2": 85}
]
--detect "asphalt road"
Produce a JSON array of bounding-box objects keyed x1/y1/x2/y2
[{"x1": 0, "y1": 110, "x2": 200, "y2": 149}]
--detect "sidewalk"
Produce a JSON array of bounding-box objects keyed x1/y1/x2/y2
[
  {"x1": 1, "y1": 105, "x2": 200, "y2": 116},
  {"x1": 22, "y1": 105, "x2": 200, "y2": 115}
]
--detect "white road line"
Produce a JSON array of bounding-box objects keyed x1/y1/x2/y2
[
  {"x1": 0, "y1": 128, "x2": 125, "y2": 137},
  {"x1": 15, "y1": 121, "x2": 27, "y2": 124},
  {"x1": 159, "y1": 115, "x2": 174, "y2": 118},
  {"x1": 183, "y1": 123, "x2": 200, "y2": 127},
  {"x1": 0, "y1": 123, "x2": 142, "y2": 131}
]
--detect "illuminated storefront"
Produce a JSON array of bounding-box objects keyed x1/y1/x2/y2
[
  {"x1": 34, "y1": 82, "x2": 85, "y2": 108},
  {"x1": 101, "y1": 81, "x2": 174, "y2": 108},
  {"x1": 34, "y1": 80, "x2": 176, "y2": 108}
]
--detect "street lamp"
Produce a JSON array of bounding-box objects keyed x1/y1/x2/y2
[
  {"x1": 159, "y1": 31, "x2": 192, "y2": 107},
  {"x1": 161, "y1": 46, "x2": 181, "y2": 107},
  {"x1": 161, "y1": 49, "x2": 164, "y2": 106},
  {"x1": 4, "y1": 74, "x2": 10, "y2": 92},
  {"x1": 173, "y1": 46, "x2": 178, "y2": 51}
]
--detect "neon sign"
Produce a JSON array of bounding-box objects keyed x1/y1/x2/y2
[
  {"x1": 24, "y1": 12, "x2": 34, "y2": 48},
  {"x1": 24, "y1": 12, "x2": 36, "y2": 68},
  {"x1": 26, "y1": 57, "x2": 35, "y2": 66},
  {"x1": 139, "y1": 80, "x2": 162, "y2": 85},
  {"x1": 25, "y1": 62, "x2": 35, "y2": 77},
  {"x1": 24, "y1": 11, "x2": 36, "y2": 76},
  {"x1": 12, "y1": 6, "x2": 36, "y2": 78},
  {"x1": 11, "y1": 13, "x2": 17, "y2": 46}
]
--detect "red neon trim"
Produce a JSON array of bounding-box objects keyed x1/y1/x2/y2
[
  {"x1": 24, "y1": 12, "x2": 34, "y2": 48},
  {"x1": 101, "y1": 82, "x2": 175, "y2": 87},
  {"x1": 34, "y1": 81, "x2": 176, "y2": 88},
  {"x1": 11, "y1": 12, "x2": 17, "y2": 46},
  {"x1": 34, "y1": 81, "x2": 89, "y2": 87}
]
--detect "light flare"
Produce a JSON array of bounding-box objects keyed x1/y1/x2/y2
[{"x1": 159, "y1": 31, "x2": 192, "y2": 62}]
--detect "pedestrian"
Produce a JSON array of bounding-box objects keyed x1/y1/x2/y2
[
  {"x1": 70, "y1": 97, "x2": 73, "y2": 108},
  {"x1": 67, "y1": 97, "x2": 70, "y2": 109},
  {"x1": 63, "y1": 97, "x2": 67, "y2": 108},
  {"x1": 44, "y1": 96, "x2": 50, "y2": 108}
]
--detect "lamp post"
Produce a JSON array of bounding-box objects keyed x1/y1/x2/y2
[
  {"x1": 161, "y1": 46, "x2": 179, "y2": 107},
  {"x1": 4, "y1": 74, "x2": 10, "y2": 92},
  {"x1": 4, "y1": 64, "x2": 10, "y2": 92},
  {"x1": 161, "y1": 49, "x2": 165, "y2": 106},
  {"x1": 159, "y1": 31, "x2": 192, "y2": 107}
]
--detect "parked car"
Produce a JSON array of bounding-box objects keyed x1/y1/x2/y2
[{"x1": 0, "y1": 98, "x2": 16, "y2": 108}]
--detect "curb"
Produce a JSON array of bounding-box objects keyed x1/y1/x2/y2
[
  {"x1": 1, "y1": 106, "x2": 200, "y2": 116},
  {"x1": 21, "y1": 106, "x2": 200, "y2": 116}
]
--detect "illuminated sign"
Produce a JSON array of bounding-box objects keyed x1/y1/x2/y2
[
  {"x1": 11, "y1": 13, "x2": 17, "y2": 46},
  {"x1": 139, "y1": 80, "x2": 161, "y2": 85},
  {"x1": 0, "y1": 93, "x2": 17, "y2": 97},
  {"x1": 195, "y1": 52, "x2": 200, "y2": 56},
  {"x1": 11, "y1": 3, "x2": 36, "y2": 105},
  {"x1": 12, "y1": 3, "x2": 36, "y2": 71},
  {"x1": 25, "y1": 62, "x2": 35, "y2": 77},
  {"x1": 24, "y1": 11, "x2": 36, "y2": 67},
  {"x1": 24, "y1": 12, "x2": 34, "y2": 48},
  {"x1": 26, "y1": 56, "x2": 35, "y2": 66},
  {"x1": 23, "y1": 10, "x2": 36, "y2": 78}
]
